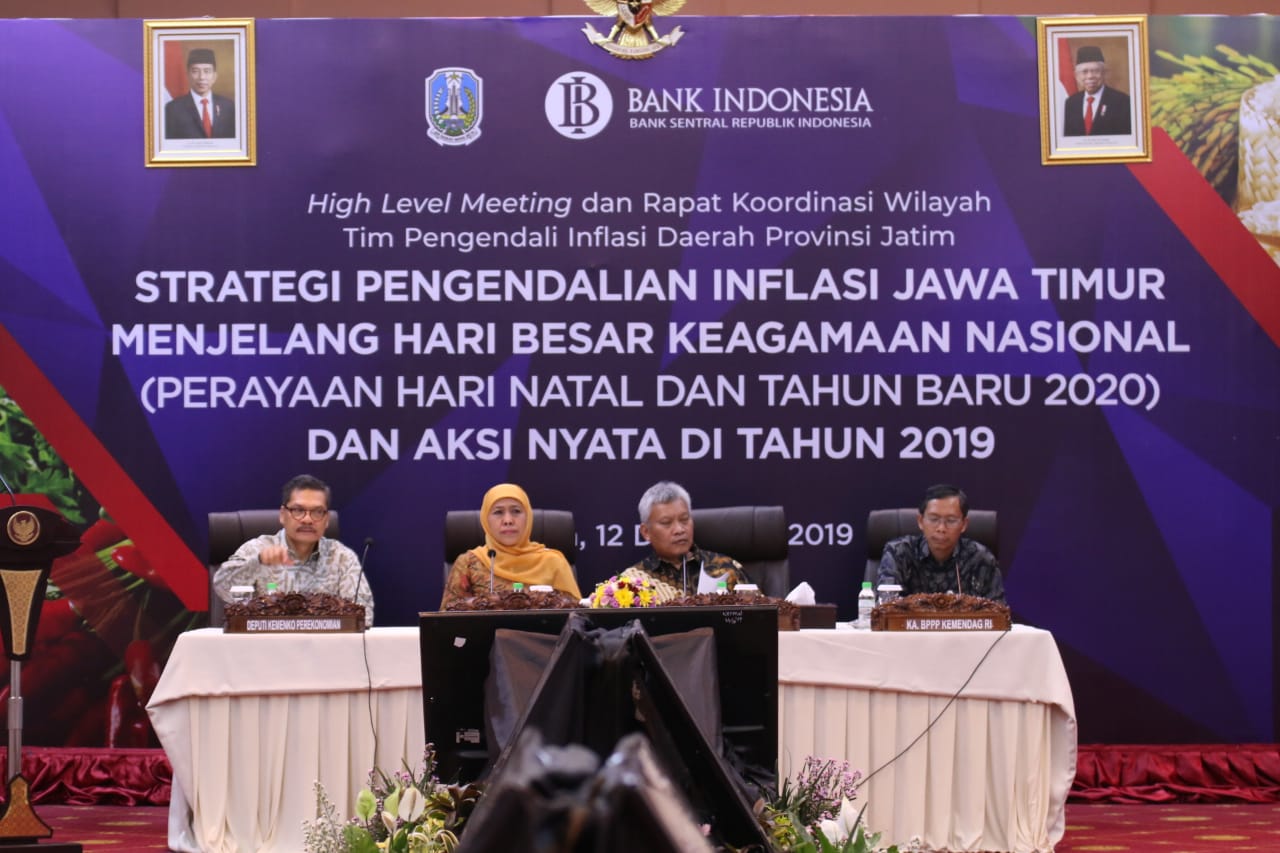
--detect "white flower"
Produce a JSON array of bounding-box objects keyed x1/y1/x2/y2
[
  {"x1": 398, "y1": 786, "x2": 426, "y2": 823},
  {"x1": 818, "y1": 796, "x2": 860, "y2": 844}
]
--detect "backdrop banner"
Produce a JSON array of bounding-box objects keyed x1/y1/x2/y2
[{"x1": 1, "y1": 15, "x2": 1278, "y2": 745}]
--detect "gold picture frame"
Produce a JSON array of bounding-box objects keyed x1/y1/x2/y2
[
  {"x1": 144, "y1": 19, "x2": 256, "y2": 167},
  {"x1": 1038, "y1": 16, "x2": 1150, "y2": 165}
]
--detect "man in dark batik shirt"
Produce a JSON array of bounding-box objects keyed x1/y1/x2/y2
[
  {"x1": 876, "y1": 484, "x2": 1006, "y2": 604},
  {"x1": 622, "y1": 480, "x2": 751, "y2": 603}
]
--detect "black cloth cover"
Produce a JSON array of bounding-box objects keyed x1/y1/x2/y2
[
  {"x1": 471, "y1": 613, "x2": 768, "y2": 851},
  {"x1": 457, "y1": 730, "x2": 714, "y2": 853},
  {"x1": 483, "y1": 624, "x2": 722, "y2": 763}
]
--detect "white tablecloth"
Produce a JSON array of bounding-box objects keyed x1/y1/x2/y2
[
  {"x1": 779, "y1": 625, "x2": 1076, "y2": 853},
  {"x1": 146, "y1": 627, "x2": 426, "y2": 853},
  {"x1": 148, "y1": 624, "x2": 1074, "y2": 853}
]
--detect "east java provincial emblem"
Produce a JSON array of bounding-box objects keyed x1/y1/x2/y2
[
  {"x1": 426, "y1": 68, "x2": 482, "y2": 147},
  {"x1": 582, "y1": 0, "x2": 686, "y2": 60}
]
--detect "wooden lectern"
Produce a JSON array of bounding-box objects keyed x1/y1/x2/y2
[{"x1": 0, "y1": 505, "x2": 82, "y2": 852}]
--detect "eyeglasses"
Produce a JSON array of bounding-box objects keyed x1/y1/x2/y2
[
  {"x1": 923, "y1": 515, "x2": 964, "y2": 529},
  {"x1": 285, "y1": 505, "x2": 328, "y2": 521}
]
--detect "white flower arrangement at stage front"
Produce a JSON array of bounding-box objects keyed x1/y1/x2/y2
[
  {"x1": 303, "y1": 745, "x2": 482, "y2": 853},
  {"x1": 302, "y1": 746, "x2": 923, "y2": 852},
  {"x1": 763, "y1": 756, "x2": 927, "y2": 853}
]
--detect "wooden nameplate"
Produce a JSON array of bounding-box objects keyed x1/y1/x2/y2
[
  {"x1": 870, "y1": 592, "x2": 1011, "y2": 632},
  {"x1": 223, "y1": 592, "x2": 366, "y2": 633},
  {"x1": 224, "y1": 613, "x2": 364, "y2": 633},
  {"x1": 871, "y1": 611, "x2": 1010, "y2": 632}
]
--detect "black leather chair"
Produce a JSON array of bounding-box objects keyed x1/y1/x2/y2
[
  {"x1": 442, "y1": 509, "x2": 578, "y2": 584},
  {"x1": 690, "y1": 505, "x2": 790, "y2": 599},
  {"x1": 863, "y1": 508, "x2": 998, "y2": 584},
  {"x1": 207, "y1": 509, "x2": 341, "y2": 627}
]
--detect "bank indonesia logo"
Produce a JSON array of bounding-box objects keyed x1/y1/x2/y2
[
  {"x1": 426, "y1": 68, "x2": 482, "y2": 146},
  {"x1": 545, "y1": 72, "x2": 613, "y2": 139}
]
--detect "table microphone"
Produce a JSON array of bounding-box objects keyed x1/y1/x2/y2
[
  {"x1": 681, "y1": 552, "x2": 688, "y2": 596},
  {"x1": 353, "y1": 537, "x2": 374, "y2": 608},
  {"x1": 353, "y1": 536, "x2": 378, "y2": 753},
  {"x1": 488, "y1": 548, "x2": 497, "y2": 595}
]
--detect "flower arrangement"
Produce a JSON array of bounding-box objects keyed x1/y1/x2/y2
[
  {"x1": 762, "y1": 756, "x2": 917, "y2": 853},
  {"x1": 305, "y1": 747, "x2": 916, "y2": 853},
  {"x1": 589, "y1": 573, "x2": 657, "y2": 608},
  {"x1": 777, "y1": 756, "x2": 862, "y2": 828},
  {"x1": 303, "y1": 745, "x2": 482, "y2": 853}
]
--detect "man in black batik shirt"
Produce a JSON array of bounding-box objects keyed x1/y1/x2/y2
[{"x1": 876, "y1": 484, "x2": 1005, "y2": 604}]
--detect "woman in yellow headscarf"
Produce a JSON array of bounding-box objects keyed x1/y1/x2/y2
[{"x1": 440, "y1": 483, "x2": 582, "y2": 609}]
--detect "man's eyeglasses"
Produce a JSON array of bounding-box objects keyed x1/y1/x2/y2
[
  {"x1": 923, "y1": 515, "x2": 964, "y2": 529},
  {"x1": 285, "y1": 505, "x2": 328, "y2": 521}
]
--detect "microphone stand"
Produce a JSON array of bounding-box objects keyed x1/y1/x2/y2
[
  {"x1": 354, "y1": 537, "x2": 374, "y2": 613},
  {"x1": 353, "y1": 536, "x2": 379, "y2": 773},
  {"x1": 681, "y1": 552, "x2": 688, "y2": 597},
  {"x1": 488, "y1": 549, "x2": 497, "y2": 595}
]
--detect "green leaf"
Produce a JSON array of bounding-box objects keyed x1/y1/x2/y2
[
  {"x1": 342, "y1": 825, "x2": 379, "y2": 853},
  {"x1": 383, "y1": 783, "x2": 402, "y2": 818}
]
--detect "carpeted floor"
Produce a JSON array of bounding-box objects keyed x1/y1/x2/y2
[
  {"x1": 31, "y1": 802, "x2": 1280, "y2": 851},
  {"x1": 37, "y1": 804, "x2": 169, "y2": 852},
  {"x1": 1056, "y1": 803, "x2": 1280, "y2": 852}
]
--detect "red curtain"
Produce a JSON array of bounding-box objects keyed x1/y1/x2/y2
[
  {"x1": 4, "y1": 744, "x2": 1280, "y2": 806},
  {"x1": 0, "y1": 747, "x2": 170, "y2": 806},
  {"x1": 1073, "y1": 744, "x2": 1280, "y2": 803}
]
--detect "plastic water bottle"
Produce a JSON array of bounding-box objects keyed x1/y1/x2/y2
[{"x1": 857, "y1": 581, "x2": 875, "y2": 629}]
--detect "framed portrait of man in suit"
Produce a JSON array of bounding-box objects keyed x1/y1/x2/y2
[
  {"x1": 145, "y1": 19, "x2": 256, "y2": 167},
  {"x1": 1038, "y1": 16, "x2": 1150, "y2": 165}
]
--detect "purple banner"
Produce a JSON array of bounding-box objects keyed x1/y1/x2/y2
[{"x1": 2, "y1": 15, "x2": 1278, "y2": 744}]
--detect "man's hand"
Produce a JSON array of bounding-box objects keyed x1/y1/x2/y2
[{"x1": 258, "y1": 545, "x2": 290, "y2": 565}]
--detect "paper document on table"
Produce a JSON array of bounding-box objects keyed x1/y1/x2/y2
[{"x1": 697, "y1": 567, "x2": 721, "y2": 594}]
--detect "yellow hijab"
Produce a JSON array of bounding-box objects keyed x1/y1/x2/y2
[{"x1": 467, "y1": 484, "x2": 581, "y2": 597}]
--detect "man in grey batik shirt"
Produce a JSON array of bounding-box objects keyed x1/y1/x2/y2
[{"x1": 212, "y1": 473, "x2": 374, "y2": 625}]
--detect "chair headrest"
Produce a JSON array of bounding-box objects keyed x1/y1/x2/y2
[
  {"x1": 690, "y1": 506, "x2": 788, "y2": 562},
  {"x1": 443, "y1": 509, "x2": 578, "y2": 565},
  {"x1": 865, "y1": 508, "x2": 998, "y2": 558},
  {"x1": 208, "y1": 509, "x2": 341, "y2": 565}
]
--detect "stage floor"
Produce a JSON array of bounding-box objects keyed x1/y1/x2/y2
[{"x1": 28, "y1": 802, "x2": 1280, "y2": 853}]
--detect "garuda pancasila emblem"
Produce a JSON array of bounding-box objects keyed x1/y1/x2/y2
[
  {"x1": 6, "y1": 510, "x2": 39, "y2": 547},
  {"x1": 582, "y1": 0, "x2": 686, "y2": 60}
]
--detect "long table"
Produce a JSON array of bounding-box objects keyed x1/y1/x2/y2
[
  {"x1": 779, "y1": 625, "x2": 1076, "y2": 853},
  {"x1": 148, "y1": 623, "x2": 1073, "y2": 853},
  {"x1": 146, "y1": 627, "x2": 426, "y2": 853}
]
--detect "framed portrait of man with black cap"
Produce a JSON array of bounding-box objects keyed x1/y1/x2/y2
[
  {"x1": 1037, "y1": 16, "x2": 1150, "y2": 165},
  {"x1": 144, "y1": 19, "x2": 256, "y2": 167}
]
